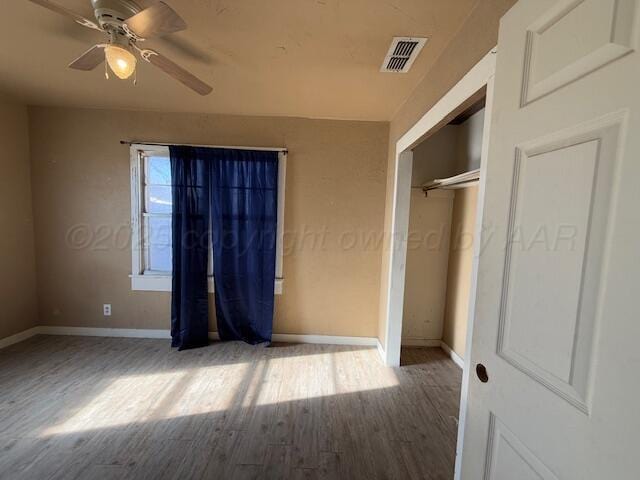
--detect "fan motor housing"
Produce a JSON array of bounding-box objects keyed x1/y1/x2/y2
[{"x1": 91, "y1": 0, "x2": 141, "y2": 30}]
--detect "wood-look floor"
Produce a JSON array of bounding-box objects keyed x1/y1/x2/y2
[{"x1": 0, "y1": 335, "x2": 461, "y2": 480}]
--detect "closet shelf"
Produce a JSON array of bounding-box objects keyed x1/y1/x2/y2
[{"x1": 422, "y1": 168, "x2": 480, "y2": 194}]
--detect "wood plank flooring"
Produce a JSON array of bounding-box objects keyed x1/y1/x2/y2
[{"x1": 0, "y1": 335, "x2": 462, "y2": 480}]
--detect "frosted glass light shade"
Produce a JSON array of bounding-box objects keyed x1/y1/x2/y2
[{"x1": 105, "y1": 45, "x2": 136, "y2": 79}]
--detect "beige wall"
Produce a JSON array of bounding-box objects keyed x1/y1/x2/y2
[
  {"x1": 402, "y1": 189, "x2": 452, "y2": 344},
  {"x1": 442, "y1": 186, "x2": 478, "y2": 358},
  {"x1": 378, "y1": 0, "x2": 517, "y2": 347},
  {"x1": 0, "y1": 94, "x2": 38, "y2": 340},
  {"x1": 28, "y1": 107, "x2": 388, "y2": 338}
]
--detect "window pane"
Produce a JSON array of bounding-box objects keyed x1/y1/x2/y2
[
  {"x1": 146, "y1": 185, "x2": 172, "y2": 213},
  {"x1": 147, "y1": 216, "x2": 172, "y2": 245},
  {"x1": 147, "y1": 156, "x2": 171, "y2": 185},
  {"x1": 148, "y1": 244, "x2": 172, "y2": 272}
]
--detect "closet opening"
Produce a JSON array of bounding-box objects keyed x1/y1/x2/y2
[{"x1": 400, "y1": 94, "x2": 486, "y2": 368}]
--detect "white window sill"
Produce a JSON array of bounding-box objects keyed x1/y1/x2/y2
[{"x1": 131, "y1": 275, "x2": 283, "y2": 295}]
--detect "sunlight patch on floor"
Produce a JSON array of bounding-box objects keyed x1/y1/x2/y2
[
  {"x1": 41, "y1": 362, "x2": 250, "y2": 436},
  {"x1": 39, "y1": 349, "x2": 400, "y2": 437}
]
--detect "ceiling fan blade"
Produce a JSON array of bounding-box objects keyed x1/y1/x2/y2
[
  {"x1": 69, "y1": 44, "x2": 106, "y2": 71},
  {"x1": 27, "y1": 0, "x2": 102, "y2": 31},
  {"x1": 123, "y1": 2, "x2": 186, "y2": 39},
  {"x1": 139, "y1": 48, "x2": 212, "y2": 96}
]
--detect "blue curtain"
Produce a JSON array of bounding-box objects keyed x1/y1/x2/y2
[
  {"x1": 169, "y1": 146, "x2": 210, "y2": 350},
  {"x1": 207, "y1": 148, "x2": 279, "y2": 345}
]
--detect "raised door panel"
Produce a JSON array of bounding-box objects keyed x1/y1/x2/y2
[
  {"x1": 485, "y1": 415, "x2": 558, "y2": 480},
  {"x1": 521, "y1": 0, "x2": 637, "y2": 105},
  {"x1": 497, "y1": 113, "x2": 623, "y2": 413}
]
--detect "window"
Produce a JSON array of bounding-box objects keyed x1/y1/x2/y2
[
  {"x1": 143, "y1": 151, "x2": 173, "y2": 273},
  {"x1": 130, "y1": 144, "x2": 285, "y2": 293}
]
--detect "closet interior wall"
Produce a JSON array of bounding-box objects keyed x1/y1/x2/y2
[{"x1": 401, "y1": 107, "x2": 484, "y2": 358}]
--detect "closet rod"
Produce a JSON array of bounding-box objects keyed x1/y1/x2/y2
[
  {"x1": 422, "y1": 178, "x2": 479, "y2": 192},
  {"x1": 120, "y1": 140, "x2": 287, "y2": 153}
]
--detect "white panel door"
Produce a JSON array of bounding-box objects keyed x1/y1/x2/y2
[{"x1": 460, "y1": 0, "x2": 640, "y2": 478}]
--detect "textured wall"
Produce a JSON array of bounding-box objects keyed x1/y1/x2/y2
[
  {"x1": 0, "y1": 94, "x2": 38, "y2": 340},
  {"x1": 28, "y1": 107, "x2": 388, "y2": 338}
]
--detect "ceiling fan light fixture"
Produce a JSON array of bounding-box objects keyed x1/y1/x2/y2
[
  {"x1": 29, "y1": 0, "x2": 211, "y2": 94},
  {"x1": 105, "y1": 44, "x2": 136, "y2": 79}
]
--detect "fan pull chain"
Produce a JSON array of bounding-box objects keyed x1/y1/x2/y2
[
  {"x1": 134, "y1": 67, "x2": 137, "y2": 86},
  {"x1": 104, "y1": 61, "x2": 109, "y2": 80}
]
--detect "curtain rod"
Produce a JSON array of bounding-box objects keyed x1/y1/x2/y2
[{"x1": 120, "y1": 140, "x2": 287, "y2": 153}]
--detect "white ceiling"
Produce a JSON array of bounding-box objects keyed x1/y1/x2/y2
[{"x1": 1, "y1": 0, "x2": 478, "y2": 120}]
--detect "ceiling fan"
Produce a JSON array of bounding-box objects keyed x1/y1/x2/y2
[{"x1": 27, "y1": 0, "x2": 212, "y2": 95}]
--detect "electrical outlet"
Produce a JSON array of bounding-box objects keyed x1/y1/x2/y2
[{"x1": 103, "y1": 304, "x2": 112, "y2": 316}]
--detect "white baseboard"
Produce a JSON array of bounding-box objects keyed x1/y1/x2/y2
[
  {"x1": 4, "y1": 326, "x2": 377, "y2": 348},
  {"x1": 401, "y1": 337, "x2": 442, "y2": 347},
  {"x1": 209, "y1": 330, "x2": 377, "y2": 346},
  {"x1": 39, "y1": 326, "x2": 172, "y2": 339},
  {"x1": 376, "y1": 339, "x2": 386, "y2": 364},
  {"x1": 0, "y1": 327, "x2": 40, "y2": 350},
  {"x1": 270, "y1": 333, "x2": 376, "y2": 346},
  {"x1": 440, "y1": 341, "x2": 464, "y2": 369}
]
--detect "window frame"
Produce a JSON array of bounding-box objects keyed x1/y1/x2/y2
[{"x1": 130, "y1": 143, "x2": 285, "y2": 294}]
